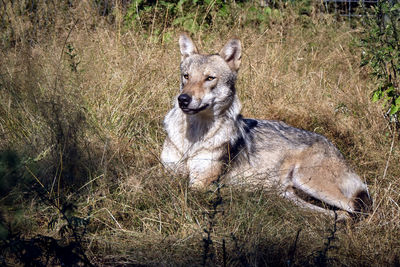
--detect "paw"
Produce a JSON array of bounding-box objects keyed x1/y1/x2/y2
[
  {"x1": 335, "y1": 210, "x2": 351, "y2": 221},
  {"x1": 189, "y1": 179, "x2": 207, "y2": 189}
]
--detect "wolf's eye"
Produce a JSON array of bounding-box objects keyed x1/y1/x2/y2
[
  {"x1": 183, "y1": 74, "x2": 189, "y2": 80},
  {"x1": 206, "y1": 76, "x2": 215, "y2": 81}
]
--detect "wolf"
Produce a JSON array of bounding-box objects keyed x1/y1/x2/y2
[{"x1": 161, "y1": 33, "x2": 372, "y2": 217}]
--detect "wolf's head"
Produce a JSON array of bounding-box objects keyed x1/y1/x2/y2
[{"x1": 177, "y1": 34, "x2": 241, "y2": 117}]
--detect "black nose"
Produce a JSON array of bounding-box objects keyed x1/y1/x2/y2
[{"x1": 178, "y1": 94, "x2": 192, "y2": 108}]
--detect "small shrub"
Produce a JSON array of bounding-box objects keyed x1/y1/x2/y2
[{"x1": 361, "y1": 1, "x2": 400, "y2": 127}]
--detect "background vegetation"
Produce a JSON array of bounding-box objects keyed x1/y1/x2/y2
[{"x1": 0, "y1": 0, "x2": 399, "y2": 265}]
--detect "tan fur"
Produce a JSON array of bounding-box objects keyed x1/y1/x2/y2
[{"x1": 161, "y1": 34, "x2": 372, "y2": 218}]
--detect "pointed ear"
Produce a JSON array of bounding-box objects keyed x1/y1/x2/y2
[
  {"x1": 219, "y1": 38, "x2": 241, "y2": 72},
  {"x1": 179, "y1": 33, "x2": 198, "y2": 60}
]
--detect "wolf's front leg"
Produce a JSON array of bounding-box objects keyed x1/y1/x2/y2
[
  {"x1": 161, "y1": 137, "x2": 188, "y2": 176},
  {"x1": 187, "y1": 151, "x2": 224, "y2": 188}
]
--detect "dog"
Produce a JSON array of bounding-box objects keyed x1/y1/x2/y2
[{"x1": 161, "y1": 33, "x2": 372, "y2": 217}]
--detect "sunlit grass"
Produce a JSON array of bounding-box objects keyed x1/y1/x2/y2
[{"x1": 1, "y1": 1, "x2": 399, "y2": 265}]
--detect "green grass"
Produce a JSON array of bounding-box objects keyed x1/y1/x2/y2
[{"x1": 1, "y1": 0, "x2": 399, "y2": 266}]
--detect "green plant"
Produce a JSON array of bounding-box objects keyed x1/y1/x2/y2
[
  {"x1": 0, "y1": 198, "x2": 92, "y2": 266},
  {"x1": 313, "y1": 212, "x2": 339, "y2": 266},
  {"x1": 124, "y1": 0, "x2": 235, "y2": 33},
  {"x1": 0, "y1": 149, "x2": 93, "y2": 266},
  {"x1": 202, "y1": 179, "x2": 224, "y2": 266},
  {"x1": 361, "y1": 1, "x2": 400, "y2": 126},
  {"x1": 123, "y1": 0, "x2": 287, "y2": 34}
]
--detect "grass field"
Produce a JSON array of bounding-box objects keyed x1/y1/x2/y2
[{"x1": 1, "y1": 1, "x2": 400, "y2": 265}]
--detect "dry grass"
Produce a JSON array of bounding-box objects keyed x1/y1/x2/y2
[{"x1": 1, "y1": 1, "x2": 400, "y2": 266}]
